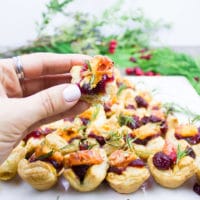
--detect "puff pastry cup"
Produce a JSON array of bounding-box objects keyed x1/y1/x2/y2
[
  {"x1": 0, "y1": 141, "x2": 26, "y2": 181},
  {"x1": 148, "y1": 140, "x2": 197, "y2": 188},
  {"x1": 106, "y1": 150, "x2": 150, "y2": 194},
  {"x1": 63, "y1": 148, "x2": 108, "y2": 192},
  {"x1": 70, "y1": 55, "x2": 117, "y2": 104},
  {"x1": 18, "y1": 145, "x2": 63, "y2": 190}
]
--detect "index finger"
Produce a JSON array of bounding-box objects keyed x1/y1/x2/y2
[{"x1": 20, "y1": 53, "x2": 91, "y2": 78}]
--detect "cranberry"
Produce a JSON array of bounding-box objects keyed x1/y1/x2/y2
[
  {"x1": 133, "y1": 67, "x2": 144, "y2": 76},
  {"x1": 135, "y1": 96, "x2": 148, "y2": 108},
  {"x1": 125, "y1": 68, "x2": 134, "y2": 75},
  {"x1": 133, "y1": 134, "x2": 160, "y2": 145},
  {"x1": 88, "y1": 132, "x2": 105, "y2": 146},
  {"x1": 129, "y1": 57, "x2": 137, "y2": 62},
  {"x1": 128, "y1": 159, "x2": 145, "y2": 168},
  {"x1": 80, "y1": 117, "x2": 89, "y2": 126},
  {"x1": 49, "y1": 160, "x2": 63, "y2": 171},
  {"x1": 140, "y1": 54, "x2": 152, "y2": 60},
  {"x1": 72, "y1": 165, "x2": 90, "y2": 182},
  {"x1": 79, "y1": 143, "x2": 89, "y2": 150},
  {"x1": 125, "y1": 104, "x2": 135, "y2": 110},
  {"x1": 139, "y1": 48, "x2": 148, "y2": 53},
  {"x1": 23, "y1": 129, "x2": 43, "y2": 143},
  {"x1": 145, "y1": 71, "x2": 155, "y2": 76},
  {"x1": 193, "y1": 183, "x2": 200, "y2": 195},
  {"x1": 160, "y1": 121, "x2": 168, "y2": 134},
  {"x1": 103, "y1": 103, "x2": 111, "y2": 112},
  {"x1": 186, "y1": 147, "x2": 196, "y2": 159},
  {"x1": 153, "y1": 152, "x2": 173, "y2": 170},
  {"x1": 141, "y1": 115, "x2": 162, "y2": 124},
  {"x1": 108, "y1": 166, "x2": 124, "y2": 175},
  {"x1": 175, "y1": 132, "x2": 200, "y2": 145},
  {"x1": 194, "y1": 77, "x2": 199, "y2": 82}
]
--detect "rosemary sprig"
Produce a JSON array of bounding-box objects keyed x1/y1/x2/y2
[
  {"x1": 105, "y1": 131, "x2": 123, "y2": 148},
  {"x1": 118, "y1": 114, "x2": 135, "y2": 127},
  {"x1": 176, "y1": 144, "x2": 187, "y2": 163},
  {"x1": 91, "y1": 104, "x2": 101, "y2": 121},
  {"x1": 117, "y1": 84, "x2": 127, "y2": 96},
  {"x1": 125, "y1": 134, "x2": 135, "y2": 152}
]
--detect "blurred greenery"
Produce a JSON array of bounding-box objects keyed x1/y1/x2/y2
[{"x1": 1, "y1": 0, "x2": 200, "y2": 94}]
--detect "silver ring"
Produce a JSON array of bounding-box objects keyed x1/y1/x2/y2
[{"x1": 12, "y1": 56, "x2": 25, "y2": 81}]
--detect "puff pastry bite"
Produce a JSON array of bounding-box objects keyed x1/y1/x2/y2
[
  {"x1": 18, "y1": 145, "x2": 63, "y2": 190},
  {"x1": 70, "y1": 55, "x2": 117, "y2": 104},
  {"x1": 0, "y1": 141, "x2": 26, "y2": 181},
  {"x1": 106, "y1": 150, "x2": 150, "y2": 193},
  {"x1": 63, "y1": 148, "x2": 108, "y2": 192},
  {"x1": 148, "y1": 141, "x2": 197, "y2": 188}
]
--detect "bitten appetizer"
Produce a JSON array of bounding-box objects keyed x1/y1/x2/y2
[
  {"x1": 148, "y1": 141, "x2": 197, "y2": 188},
  {"x1": 0, "y1": 141, "x2": 26, "y2": 181},
  {"x1": 63, "y1": 149, "x2": 108, "y2": 192},
  {"x1": 18, "y1": 145, "x2": 63, "y2": 190},
  {"x1": 106, "y1": 150, "x2": 150, "y2": 193},
  {"x1": 70, "y1": 55, "x2": 117, "y2": 103}
]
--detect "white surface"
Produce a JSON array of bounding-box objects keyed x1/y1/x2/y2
[
  {"x1": 1, "y1": 76, "x2": 200, "y2": 200},
  {"x1": 0, "y1": 0, "x2": 200, "y2": 49}
]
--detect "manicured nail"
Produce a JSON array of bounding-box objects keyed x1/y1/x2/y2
[{"x1": 63, "y1": 84, "x2": 81, "y2": 102}]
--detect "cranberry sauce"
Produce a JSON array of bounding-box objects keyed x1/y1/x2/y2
[
  {"x1": 80, "y1": 117, "x2": 90, "y2": 126},
  {"x1": 131, "y1": 133, "x2": 160, "y2": 145},
  {"x1": 88, "y1": 132, "x2": 105, "y2": 146},
  {"x1": 193, "y1": 183, "x2": 200, "y2": 195},
  {"x1": 141, "y1": 115, "x2": 162, "y2": 125},
  {"x1": 72, "y1": 165, "x2": 90, "y2": 182},
  {"x1": 125, "y1": 104, "x2": 135, "y2": 110},
  {"x1": 103, "y1": 103, "x2": 112, "y2": 112},
  {"x1": 153, "y1": 152, "x2": 173, "y2": 170},
  {"x1": 175, "y1": 131, "x2": 200, "y2": 145},
  {"x1": 108, "y1": 159, "x2": 145, "y2": 175},
  {"x1": 80, "y1": 74, "x2": 114, "y2": 95},
  {"x1": 23, "y1": 128, "x2": 54, "y2": 143},
  {"x1": 135, "y1": 96, "x2": 148, "y2": 108}
]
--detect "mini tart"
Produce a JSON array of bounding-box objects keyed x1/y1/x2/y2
[
  {"x1": 192, "y1": 143, "x2": 200, "y2": 180},
  {"x1": 131, "y1": 123, "x2": 165, "y2": 159},
  {"x1": 63, "y1": 149, "x2": 108, "y2": 192},
  {"x1": 0, "y1": 141, "x2": 26, "y2": 181},
  {"x1": 18, "y1": 146, "x2": 63, "y2": 190},
  {"x1": 70, "y1": 55, "x2": 116, "y2": 104},
  {"x1": 106, "y1": 150, "x2": 150, "y2": 194},
  {"x1": 18, "y1": 159, "x2": 58, "y2": 190},
  {"x1": 148, "y1": 143, "x2": 197, "y2": 188}
]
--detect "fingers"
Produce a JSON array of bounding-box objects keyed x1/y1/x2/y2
[
  {"x1": 22, "y1": 84, "x2": 85, "y2": 125},
  {"x1": 20, "y1": 53, "x2": 91, "y2": 78},
  {"x1": 22, "y1": 74, "x2": 72, "y2": 97}
]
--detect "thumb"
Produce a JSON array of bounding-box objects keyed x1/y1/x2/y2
[{"x1": 24, "y1": 83, "x2": 81, "y2": 124}]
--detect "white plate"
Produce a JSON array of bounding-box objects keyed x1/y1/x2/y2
[{"x1": 1, "y1": 76, "x2": 200, "y2": 200}]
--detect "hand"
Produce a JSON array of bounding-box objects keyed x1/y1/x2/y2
[{"x1": 0, "y1": 53, "x2": 90, "y2": 164}]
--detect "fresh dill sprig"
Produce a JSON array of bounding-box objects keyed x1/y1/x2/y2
[{"x1": 117, "y1": 84, "x2": 127, "y2": 96}]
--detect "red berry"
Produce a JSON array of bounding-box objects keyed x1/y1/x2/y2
[
  {"x1": 133, "y1": 67, "x2": 144, "y2": 76},
  {"x1": 140, "y1": 54, "x2": 152, "y2": 60},
  {"x1": 125, "y1": 68, "x2": 134, "y2": 75},
  {"x1": 145, "y1": 71, "x2": 155, "y2": 76},
  {"x1": 194, "y1": 77, "x2": 199, "y2": 82},
  {"x1": 153, "y1": 152, "x2": 173, "y2": 170},
  {"x1": 109, "y1": 48, "x2": 115, "y2": 54},
  {"x1": 139, "y1": 48, "x2": 148, "y2": 53},
  {"x1": 109, "y1": 39, "x2": 117, "y2": 45},
  {"x1": 129, "y1": 57, "x2": 137, "y2": 62},
  {"x1": 109, "y1": 43, "x2": 117, "y2": 48}
]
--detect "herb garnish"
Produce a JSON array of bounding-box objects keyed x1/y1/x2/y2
[
  {"x1": 37, "y1": 150, "x2": 53, "y2": 160},
  {"x1": 118, "y1": 114, "x2": 135, "y2": 127},
  {"x1": 91, "y1": 104, "x2": 101, "y2": 120},
  {"x1": 176, "y1": 144, "x2": 187, "y2": 163}
]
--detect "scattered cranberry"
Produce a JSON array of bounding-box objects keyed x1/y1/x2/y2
[
  {"x1": 153, "y1": 152, "x2": 173, "y2": 170},
  {"x1": 145, "y1": 71, "x2": 155, "y2": 76},
  {"x1": 193, "y1": 183, "x2": 200, "y2": 195},
  {"x1": 103, "y1": 103, "x2": 112, "y2": 112},
  {"x1": 133, "y1": 67, "x2": 144, "y2": 76},
  {"x1": 139, "y1": 48, "x2": 148, "y2": 53},
  {"x1": 129, "y1": 56, "x2": 137, "y2": 62},
  {"x1": 79, "y1": 142, "x2": 89, "y2": 150},
  {"x1": 160, "y1": 121, "x2": 168, "y2": 134},
  {"x1": 125, "y1": 104, "x2": 135, "y2": 110},
  {"x1": 23, "y1": 129, "x2": 43, "y2": 143},
  {"x1": 125, "y1": 67, "x2": 135, "y2": 75},
  {"x1": 194, "y1": 77, "x2": 199, "y2": 82},
  {"x1": 80, "y1": 117, "x2": 89, "y2": 126},
  {"x1": 135, "y1": 95, "x2": 148, "y2": 108},
  {"x1": 108, "y1": 39, "x2": 117, "y2": 54},
  {"x1": 140, "y1": 54, "x2": 152, "y2": 60},
  {"x1": 108, "y1": 166, "x2": 124, "y2": 175},
  {"x1": 186, "y1": 146, "x2": 196, "y2": 159}
]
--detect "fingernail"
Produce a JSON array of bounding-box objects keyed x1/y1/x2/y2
[{"x1": 63, "y1": 84, "x2": 81, "y2": 102}]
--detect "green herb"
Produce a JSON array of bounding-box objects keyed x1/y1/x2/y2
[
  {"x1": 37, "y1": 150, "x2": 53, "y2": 160},
  {"x1": 176, "y1": 144, "x2": 187, "y2": 163},
  {"x1": 86, "y1": 60, "x2": 92, "y2": 72},
  {"x1": 88, "y1": 143, "x2": 97, "y2": 150},
  {"x1": 91, "y1": 104, "x2": 101, "y2": 121},
  {"x1": 117, "y1": 84, "x2": 127, "y2": 96},
  {"x1": 90, "y1": 74, "x2": 96, "y2": 86},
  {"x1": 125, "y1": 134, "x2": 135, "y2": 152},
  {"x1": 105, "y1": 131, "x2": 123, "y2": 148},
  {"x1": 118, "y1": 114, "x2": 135, "y2": 127},
  {"x1": 78, "y1": 125, "x2": 86, "y2": 132}
]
